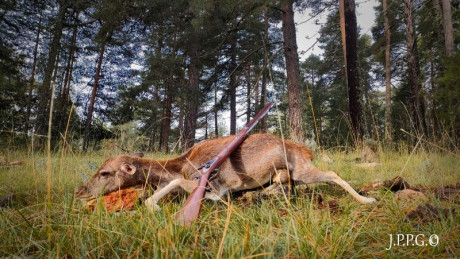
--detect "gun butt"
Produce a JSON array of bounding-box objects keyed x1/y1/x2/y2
[{"x1": 175, "y1": 182, "x2": 207, "y2": 226}]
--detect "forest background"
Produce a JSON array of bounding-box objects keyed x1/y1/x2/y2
[{"x1": 1, "y1": 0, "x2": 459, "y2": 153}]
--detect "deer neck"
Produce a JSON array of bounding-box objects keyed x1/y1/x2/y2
[{"x1": 133, "y1": 156, "x2": 186, "y2": 185}]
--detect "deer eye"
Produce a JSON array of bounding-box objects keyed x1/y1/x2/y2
[{"x1": 100, "y1": 171, "x2": 111, "y2": 177}]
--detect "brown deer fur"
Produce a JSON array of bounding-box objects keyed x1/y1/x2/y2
[{"x1": 75, "y1": 133, "x2": 376, "y2": 211}]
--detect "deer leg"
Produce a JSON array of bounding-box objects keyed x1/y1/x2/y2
[
  {"x1": 292, "y1": 167, "x2": 376, "y2": 204},
  {"x1": 145, "y1": 178, "x2": 198, "y2": 211}
]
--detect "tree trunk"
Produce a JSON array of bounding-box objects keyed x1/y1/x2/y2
[
  {"x1": 83, "y1": 35, "x2": 108, "y2": 151},
  {"x1": 440, "y1": 0, "x2": 454, "y2": 56},
  {"x1": 383, "y1": 0, "x2": 392, "y2": 141},
  {"x1": 308, "y1": 69, "x2": 321, "y2": 147},
  {"x1": 161, "y1": 75, "x2": 173, "y2": 153},
  {"x1": 36, "y1": 1, "x2": 67, "y2": 135},
  {"x1": 178, "y1": 98, "x2": 184, "y2": 143},
  {"x1": 404, "y1": 0, "x2": 423, "y2": 133},
  {"x1": 260, "y1": 7, "x2": 269, "y2": 131},
  {"x1": 281, "y1": 0, "x2": 304, "y2": 143},
  {"x1": 214, "y1": 83, "x2": 219, "y2": 137},
  {"x1": 184, "y1": 42, "x2": 200, "y2": 149},
  {"x1": 25, "y1": 14, "x2": 42, "y2": 132},
  {"x1": 429, "y1": 54, "x2": 439, "y2": 137},
  {"x1": 58, "y1": 15, "x2": 78, "y2": 134},
  {"x1": 148, "y1": 83, "x2": 160, "y2": 151},
  {"x1": 148, "y1": 42, "x2": 163, "y2": 152},
  {"x1": 341, "y1": 0, "x2": 363, "y2": 142},
  {"x1": 204, "y1": 113, "x2": 208, "y2": 139},
  {"x1": 229, "y1": 35, "x2": 237, "y2": 135},
  {"x1": 254, "y1": 68, "x2": 259, "y2": 112},
  {"x1": 245, "y1": 62, "x2": 251, "y2": 124}
]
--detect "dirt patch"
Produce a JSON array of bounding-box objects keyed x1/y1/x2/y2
[
  {"x1": 383, "y1": 176, "x2": 412, "y2": 192},
  {"x1": 359, "y1": 176, "x2": 458, "y2": 223},
  {"x1": 433, "y1": 183, "x2": 460, "y2": 203},
  {"x1": 0, "y1": 193, "x2": 15, "y2": 207},
  {"x1": 406, "y1": 203, "x2": 454, "y2": 223}
]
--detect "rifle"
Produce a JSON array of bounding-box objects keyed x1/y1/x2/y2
[{"x1": 175, "y1": 102, "x2": 274, "y2": 225}]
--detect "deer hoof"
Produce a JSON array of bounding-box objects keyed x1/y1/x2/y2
[
  {"x1": 145, "y1": 198, "x2": 161, "y2": 212},
  {"x1": 363, "y1": 197, "x2": 377, "y2": 204}
]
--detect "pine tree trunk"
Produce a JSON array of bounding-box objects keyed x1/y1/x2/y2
[
  {"x1": 440, "y1": 0, "x2": 454, "y2": 56},
  {"x1": 281, "y1": 0, "x2": 304, "y2": 143},
  {"x1": 383, "y1": 0, "x2": 392, "y2": 141},
  {"x1": 229, "y1": 36, "x2": 237, "y2": 135},
  {"x1": 184, "y1": 42, "x2": 199, "y2": 149},
  {"x1": 58, "y1": 15, "x2": 78, "y2": 134},
  {"x1": 161, "y1": 75, "x2": 173, "y2": 153},
  {"x1": 404, "y1": 0, "x2": 423, "y2": 133},
  {"x1": 214, "y1": 83, "x2": 219, "y2": 137},
  {"x1": 205, "y1": 113, "x2": 208, "y2": 139},
  {"x1": 254, "y1": 67, "x2": 259, "y2": 112},
  {"x1": 308, "y1": 68, "x2": 321, "y2": 147},
  {"x1": 246, "y1": 62, "x2": 251, "y2": 124},
  {"x1": 178, "y1": 98, "x2": 184, "y2": 143},
  {"x1": 260, "y1": 7, "x2": 269, "y2": 131},
  {"x1": 148, "y1": 42, "x2": 163, "y2": 151},
  {"x1": 341, "y1": 0, "x2": 363, "y2": 142},
  {"x1": 83, "y1": 36, "x2": 108, "y2": 151},
  {"x1": 429, "y1": 55, "x2": 439, "y2": 137},
  {"x1": 36, "y1": 1, "x2": 67, "y2": 135},
  {"x1": 25, "y1": 14, "x2": 42, "y2": 132}
]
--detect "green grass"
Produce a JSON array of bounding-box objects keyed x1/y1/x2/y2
[{"x1": 0, "y1": 148, "x2": 459, "y2": 258}]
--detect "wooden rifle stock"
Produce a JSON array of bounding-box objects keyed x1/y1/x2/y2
[{"x1": 175, "y1": 102, "x2": 274, "y2": 225}]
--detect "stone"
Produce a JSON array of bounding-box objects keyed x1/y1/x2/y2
[{"x1": 394, "y1": 189, "x2": 428, "y2": 202}]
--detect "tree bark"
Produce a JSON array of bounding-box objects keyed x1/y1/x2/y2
[
  {"x1": 161, "y1": 75, "x2": 173, "y2": 153},
  {"x1": 260, "y1": 7, "x2": 269, "y2": 131},
  {"x1": 25, "y1": 14, "x2": 42, "y2": 132},
  {"x1": 184, "y1": 42, "x2": 200, "y2": 149},
  {"x1": 229, "y1": 35, "x2": 237, "y2": 135},
  {"x1": 36, "y1": 1, "x2": 68, "y2": 135},
  {"x1": 404, "y1": 0, "x2": 423, "y2": 133},
  {"x1": 383, "y1": 0, "x2": 392, "y2": 141},
  {"x1": 148, "y1": 41, "x2": 163, "y2": 151},
  {"x1": 83, "y1": 33, "x2": 109, "y2": 151},
  {"x1": 340, "y1": 0, "x2": 364, "y2": 142},
  {"x1": 57, "y1": 14, "x2": 78, "y2": 134},
  {"x1": 178, "y1": 97, "x2": 184, "y2": 143},
  {"x1": 254, "y1": 67, "x2": 259, "y2": 112},
  {"x1": 245, "y1": 62, "x2": 251, "y2": 124},
  {"x1": 308, "y1": 68, "x2": 321, "y2": 147},
  {"x1": 214, "y1": 83, "x2": 219, "y2": 137},
  {"x1": 281, "y1": 0, "x2": 304, "y2": 143},
  {"x1": 440, "y1": 0, "x2": 454, "y2": 56}
]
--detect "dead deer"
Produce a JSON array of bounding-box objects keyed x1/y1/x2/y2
[{"x1": 75, "y1": 133, "x2": 376, "y2": 211}]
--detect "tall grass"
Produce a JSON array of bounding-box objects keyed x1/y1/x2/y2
[{"x1": 0, "y1": 148, "x2": 459, "y2": 258}]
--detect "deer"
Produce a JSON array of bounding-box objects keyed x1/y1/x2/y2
[{"x1": 75, "y1": 133, "x2": 377, "y2": 211}]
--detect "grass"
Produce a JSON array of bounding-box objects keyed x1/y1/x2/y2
[{"x1": 0, "y1": 147, "x2": 459, "y2": 258}]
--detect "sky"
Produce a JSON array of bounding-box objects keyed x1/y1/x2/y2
[{"x1": 295, "y1": 0, "x2": 378, "y2": 60}]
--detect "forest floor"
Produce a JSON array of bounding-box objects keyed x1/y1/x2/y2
[{"x1": 0, "y1": 147, "x2": 459, "y2": 258}]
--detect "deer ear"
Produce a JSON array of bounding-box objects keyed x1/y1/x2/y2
[
  {"x1": 120, "y1": 163, "x2": 136, "y2": 175},
  {"x1": 131, "y1": 152, "x2": 144, "y2": 158}
]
